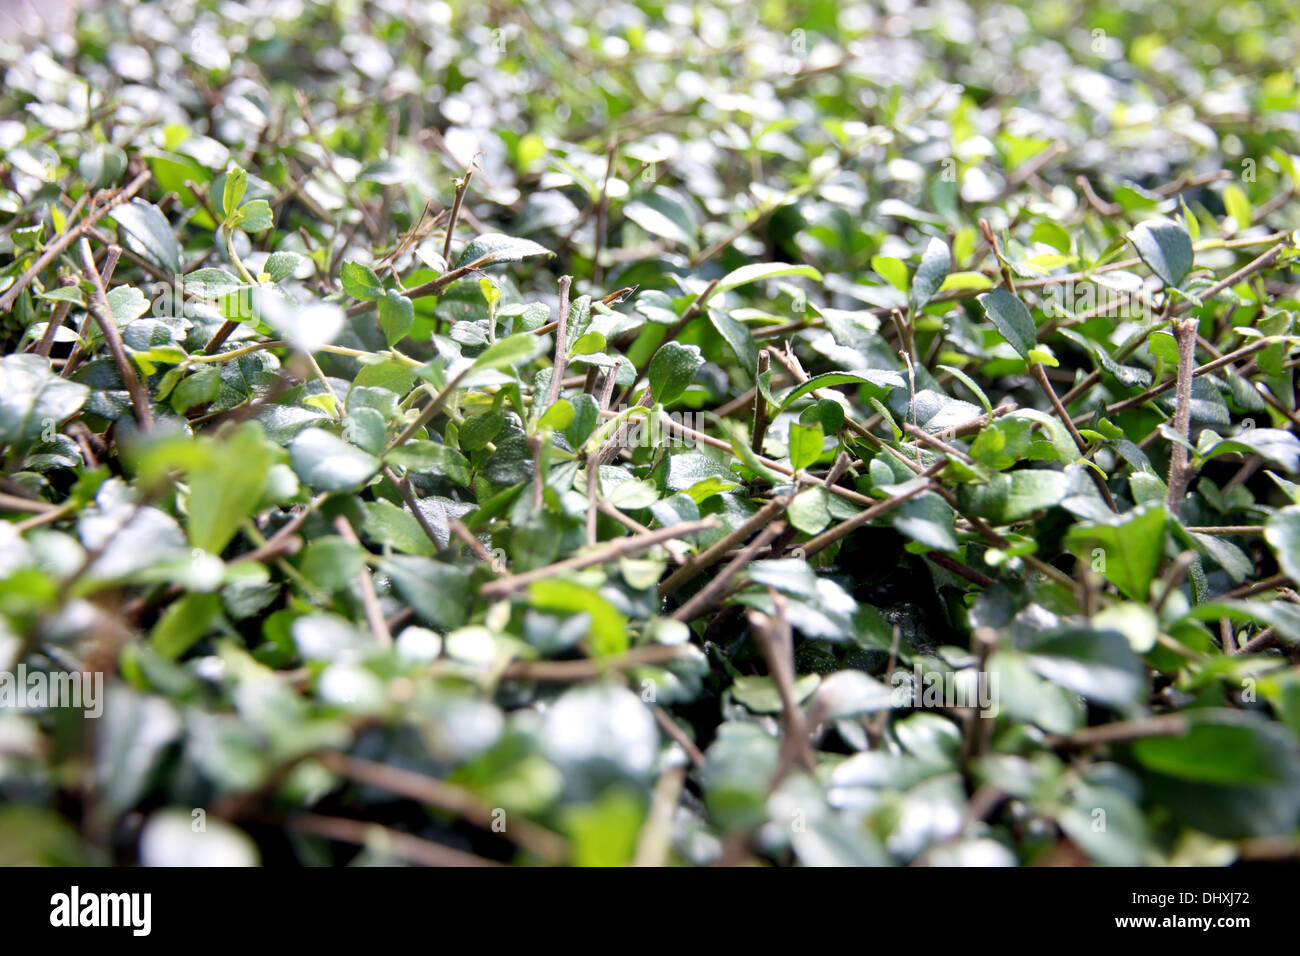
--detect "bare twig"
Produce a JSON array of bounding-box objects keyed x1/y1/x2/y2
[
  {"x1": 659, "y1": 495, "x2": 792, "y2": 596},
  {"x1": 284, "y1": 812, "x2": 502, "y2": 867},
  {"x1": 750, "y1": 593, "x2": 816, "y2": 778},
  {"x1": 1165, "y1": 317, "x2": 1200, "y2": 512},
  {"x1": 500, "y1": 643, "x2": 698, "y2": 681},
  {"x1": 79, "y1": 238, "x2": 154, "y2": 431},
  {"x1": 632, "y1": 762, "x2": 686, "y2": 867},
  {"x1": 0, "y1": 170, "x2": 152, "y2": 313},
  {"x1": 1031, "y1": 362, "x2": 1118, "y2": 512},
  {"x1": 545, "y1": 275, "x2": 574, "y2": 409},
  {"x1": 442, "y1": 169, "x2": 473, "y2": 263},
  {"x1": 332, "y1": 516, "x2": 392, "y2": 647},
  {"x1": 1049, "y1": 715, "x2": 1190, "y2": 749},
  {"x1": 750, "y1": 350, "x2": 770, "y2": 454},
  {"x1": 481, "y1": 518, "x2": 719, "y2": 600},
  {"x1": 670, "y1": 522, "x2": 787, "y2": 622},
  {"x1": 315, "y1": 751, "x2": 566, "y2": 863}
]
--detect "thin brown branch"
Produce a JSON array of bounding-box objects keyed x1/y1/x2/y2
[
  {"x1": 78, "y1": 238, "x2": 154, "y2": 431},
  {"x1": 670, "y1": 521, "x2": 787, "y2": 622},
  {"x1": 1049, "y1": 715, "x2": 1190, "y2": 749},
  {"x1": 1031, "y1": 363, "x2": 1118, "y2": 512},
  {"x1": 314, "y1": 751, "x2": 567, "y2": 863},
  {"x1": 442, "y1": 169, "x2": 473, "y2": 263},
  {"x1": 0, "y1": 170, "x2": 152, "y2": 313},
  {"x1": 500, "y1": 643, "x2": 698, "y2": 681},
  {"x1": 659, "y1": 494, "x2": 792, "y2": 596},
  {"x1": 283, "y1": 812, "x2": 502, "y2": 867},
  {"x1": 481, "y1": 518, "x2": 719, "y2": 600},
  {"x1": 1165, "y1": 317, "x2": 1199, "y2": 512},
  {"x1": 333, "y1": 516, "x2": 392, "y2": 647}
]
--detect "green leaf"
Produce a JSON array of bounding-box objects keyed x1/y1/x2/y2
[
  {"x1": 79, "y1": 143, "x2": 127, "y2": 188},
  {"x1": 384, "y1": 440, "x2": 471, "y2": 485},
  {"x1": 377, "y1": 290, "x2": 415, "y2": 345},
  {"x1": 1064, "y1": 502, "x2": 1168, "y2": 601},
  {"x1": 1199, "y1": 428, "x2": 1300, "y2": 473},
  {"x1": 971, "y1": 417, "x2": 1034, "y2": 470},
  {"x1": 712, "y1": 414, "x2": 787, "y2": 485},
  {"x1": 264, "y1": 251, "x2": 304, "y2": 281},
  {"x1": 608, "y1": 478, "x2": 659, "y2": 509},
  {"x1": 871, "y1": 255, "x2": 909, "y2": 292},
  {"x1": 569, "y1": 331, "x2": 604, "y2": 356},
  {"x1": 707, "y1": 308, "x2": 759, "y2": 377},
  {"x1": 788, "y1": 421, "x2": 824, "y2": 472},
  {"x1": 1134, "y1": 711, "x2": 1293, "y2": 785},
  {"x1": 536, "y1": 398, "x2": 575, "y2": 431},
  {"x1": 978, "y1": 287, "x2": 1036, "y2": 361},
  {"x1": 1183, "y1": 599, "x2": 1300, "y2": 647},
  {"x1": 106, "y1": 285, "x2": 151, "y2": 325},
  {"x1": 0, "y1": 353, "x2": 89, "y2": 452},
  {"x1": 223, "y1": 165, "x2": 247, "y2": 223},
  {"x1": 528, "y1": 578, "x2": 628, "y2": 656},
  {"x1": 799, "y1": 399, "x2": 845, "y2": 435},
  {"x1": 891, "y1": 492, "x2": 958, "y2": 552},
  {"x1": 150, "y1": 593, "x2": 222, "y2": 660},
  {"x1": 1128, "y1": 219, "x2": 1193, "y2": 288},
  {"x1": 340, "y1": 261, "x2": 382, "y2": 301},
  {"x1": 788, "y1": 486, "x2": 832, "y2": 534},
  {"x1": 455, "y1": 233, "x2": 553, "y2": 267},
  {"x1": 472, "y1": 332, "x2": 542, "y2": 372},
  {"x1": 109, "y1": 200, "x2": 182, "y2": 273},
  {"x1": 288, "y1": 428, "x2": 381, "y2": 492},
  {"x1": 170, "y1": 367, "x2": 221, "y2": 414},
  {"x1": 234, "y1": 199, "x2": 273, "y2": 233},
  {"x1": 937, "y1": 364, "x2": 993, "y2": 416},
  {"x1": 186, "y1": 423, "x2": 274, "y2": 553},
  {"x1": 298, "y1": 536, "x2": 366, "y2": 591},
  {"x1": 562, "y1": 788, "x2": 645, "y2": 867},
  {"x1": 775, "y1": 370, "x2": 902, "y2": 416},
  {"x1": 648, "y1": 341, "x2": 703, "y2": 405},
  {"x1": 1024, "y1": 626, "x2": 1144, "y2": 714},
  {"x1": 713, "y1": 262, "x2": 823, "y2": 296},
  {"x1": 665, "y1": 452, "x2": 740, "y2": 500},
  {"x1": 363, "y1": 499, "x2": 436, "y2": 556},
  {"x1": 1265, "y1": 506, "x2": 1300, "y2": 584},
  {"x1": 459, "y1": 409, "x2": 503, "y2": 451},
  {"x1": 909, "y1": 236, "x2": 951, "y2": 311},
  {"x1": 36, "y1": 286, "x2": 87, "y2": 307},
  {"x1": 1030, "y1": 221, "x2": 1072, "y2": 253},
  {"x1": 381, "y1": 555, "x2": 469, "y2": 630},
  {"x1": 623, "y1": 187, "x2": 697, "y2": 250},
  {"x1": 564, "y1": 393, "x2": 599, "y2": 448},
  {"x1": 183, "y1": 267, "x2": 249, "y2": 300},
  {"x1": 956, "y1": 469, "x2": 1068, "y2": 523},
  {"x1": 1222, "y1": 184, "x2": 1252, "y2": 228},
  {"x1": 731, "y1": 673, "x2": 820, "y2": 713}
]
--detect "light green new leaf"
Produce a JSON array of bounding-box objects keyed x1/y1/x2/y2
[{"x1": 788, "y1": 421, "x2": 824, "y2": 472}]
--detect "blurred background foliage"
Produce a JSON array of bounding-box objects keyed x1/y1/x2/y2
[{"x1": 1, "y1": 0, "x2": 1299, "y2": 867}]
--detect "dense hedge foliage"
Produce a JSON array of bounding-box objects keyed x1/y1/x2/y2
[{"x1": 2, "y1": 0, "x2": 1300, "y2": 866}]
